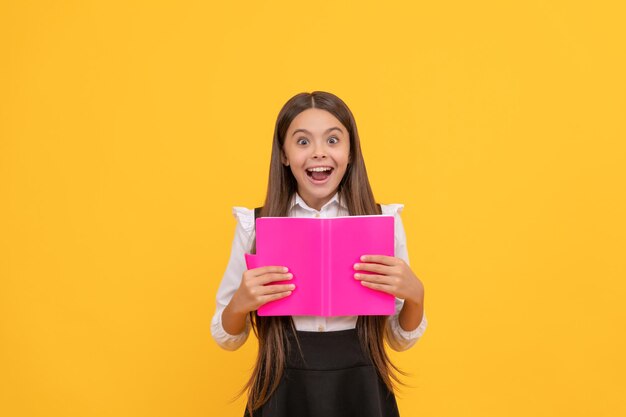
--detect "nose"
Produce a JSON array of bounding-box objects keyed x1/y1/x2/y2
[{"x1": 312, "y1": 142, "x2": 327, "y2": 159}]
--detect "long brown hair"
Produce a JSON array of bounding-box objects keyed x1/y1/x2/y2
[{"x1": 240, "y1": 91, "x2": 406, "y2": 414}]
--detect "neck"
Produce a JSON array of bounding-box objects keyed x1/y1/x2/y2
[{"x1": 297, "y1": 190, "x2": 338, "y2": 211}]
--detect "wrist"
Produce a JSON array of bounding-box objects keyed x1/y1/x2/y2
[
  {"x1": 403, "y1": 296, "x2": 423, "y2": 310},
  {"x1": 407, "y1": 280, "x2": 424, "y2": 306},
  {"x1": 226, "y1": 295, "x2": 249, "y2": 317}
]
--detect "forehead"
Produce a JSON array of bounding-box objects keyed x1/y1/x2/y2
[{"x1": 287, "y1": 108, "x2": 347, "y2": 134}]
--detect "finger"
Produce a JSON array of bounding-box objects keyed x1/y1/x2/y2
[
  {"x1": 257, "y1": 272, "x2": 293, "y2": 284},
  {"x1": 260, "y1": 283, "x2": 296, "y2": 295},
  {"x1": 360, "y1": 280, "x2": 395, "y2": 294},
  {"x1": 260, "y1": 290, "x2": 293, "y2": 305},
  {"x1": 360, "y1": 254, "x2": 399, "y2": 266},
  {"x1": 251, "y1": 265, "x2": 289, "y2": 276},
  {"x1": 354, "y1": 273, "x2": 390, "y2": 284},
  {"x1": 354, "y1": 262, "x2": 391, "y2": 274}
]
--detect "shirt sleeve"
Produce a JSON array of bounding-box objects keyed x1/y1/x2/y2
[
  {"x1": 380, "y1": 203, "x2": 428, "y2": 351},
  {"x1": 210, "y1": 207, "x2": 256, "y2": 351}
]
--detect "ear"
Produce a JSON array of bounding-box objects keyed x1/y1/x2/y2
[{"x1": 281, "y1": 150, "x2": 289, "y2": 166}]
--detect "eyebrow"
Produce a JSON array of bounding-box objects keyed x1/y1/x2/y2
[{"x1": 292, "y1": 127, "x2": 344, "y2": 137}]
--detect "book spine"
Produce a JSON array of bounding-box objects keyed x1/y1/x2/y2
[{"x1": 322, "y1": 218, "x2": 331, "y2": 316}]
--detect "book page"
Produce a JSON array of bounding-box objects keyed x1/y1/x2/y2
[{"x1": 328, "y1": 216, "x2": 396, "y2": 316}]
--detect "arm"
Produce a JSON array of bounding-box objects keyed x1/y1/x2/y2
[
  {"x1": 399, "y1": 296, "x2": 425, "y2": 332},
  {"x1": 385, "y1": 298, "x2": 428, "y2": 351},
  {"x1": 355, "y1": 204, "x2": 427, "y2": 351},
  {"x1": 221, "y1": 298, "x2": 250, "y2": 336},
  {"x1": 210, "y1": 208, "x2": 254, "y2": 351},
  {"x1": 211, "y1": 207, "x2": 295, "y2": 350},
  {"x1": 356, "y1": 255, "x2": 426, "y2": 351}
]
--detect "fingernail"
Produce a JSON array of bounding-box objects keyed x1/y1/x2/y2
[
  {"x1": 286, "y1": 273, "x2": 293, "y2": 278},
  {"x1": 360, "y1": 255, "x2": 367, "y2": 261},
  {"x1": 283, "y1": 267, "x2": 288, "y2": 272},
  {"x1": 354, "y1": 263, "x2": 360, "y2": 269},
  {"x1": 354, "y1": 273, "x2": 360, "y2": 279}
]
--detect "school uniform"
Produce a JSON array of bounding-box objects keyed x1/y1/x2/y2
[{"x1": 211, "y1": 191, "x2": 428, "y2": 416}]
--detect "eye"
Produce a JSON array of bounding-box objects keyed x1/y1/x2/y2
[
  {"x1": 328, "y1": 136, "x2": 339, "y2": 144},
  {"x1": 297, "y1": 137, "x2": 309, "y2": 145}
]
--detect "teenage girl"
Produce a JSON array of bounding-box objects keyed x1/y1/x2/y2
[{"x1": 211, "y1": 91, "x2": 427, "y2": 417}]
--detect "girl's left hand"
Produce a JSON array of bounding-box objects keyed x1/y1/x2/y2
[{"x1": 354, "y1": 255, "x2": 424, "y2": 305}]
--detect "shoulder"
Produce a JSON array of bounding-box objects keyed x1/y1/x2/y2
[
  {"x1": 379, "y1": 203, "x2": 405, "y2": 216},
  {"x1": 380, "y1": 203, "x2": 407, "y2": 242},
  {"x1": 231, "y1": 206, "x2": 255, "y2": 235}
]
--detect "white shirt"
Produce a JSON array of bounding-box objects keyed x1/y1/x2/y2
[{"x1": 210, "y1": 191, "x2": 428, "y2": 351}]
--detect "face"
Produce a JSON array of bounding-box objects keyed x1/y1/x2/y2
[{"x1": 281, "y1": 108, "x2": 351, "y2": 211}]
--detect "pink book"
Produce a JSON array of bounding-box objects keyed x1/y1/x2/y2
[{"x1": 244, "y1": 215, "x2": 396, "y2": 316}]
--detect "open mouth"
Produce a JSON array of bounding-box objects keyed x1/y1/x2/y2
[{"x1": 306, "y1": 167, "x2": 334, "y2": 183}]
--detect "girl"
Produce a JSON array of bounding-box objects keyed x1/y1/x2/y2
[{"x1": 211, "y1": 91, "x2": 427, "y2": 417}]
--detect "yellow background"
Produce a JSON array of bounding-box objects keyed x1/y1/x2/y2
[{"x1": 1, "y1": 1, "x2": 625, "y2": 416}]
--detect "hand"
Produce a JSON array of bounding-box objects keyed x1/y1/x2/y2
[
  {"x1": 230, "y1": 266, "x2": 295, "y2": 314},
  {"x1": 354, "y1": 255, "x2": 424, "y2": 305}
]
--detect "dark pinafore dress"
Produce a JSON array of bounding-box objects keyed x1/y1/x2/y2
[{"x1": 245, "y1": 206, "x2": 400, "y2": 417}]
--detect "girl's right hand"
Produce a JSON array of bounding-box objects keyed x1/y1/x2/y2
[{"x1": 230, "y1": 266, "x2": 295, "y2": 314}]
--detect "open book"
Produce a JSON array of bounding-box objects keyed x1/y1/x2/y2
[{"x1": 244, "y1": 215, "x2": 396, "y2": 316}]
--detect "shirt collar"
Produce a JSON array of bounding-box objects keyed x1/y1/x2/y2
[{"x1": 289, "y1": 191, "x2": 348, "y2": 212}]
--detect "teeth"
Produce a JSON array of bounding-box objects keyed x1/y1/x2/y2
[{"x1": 307, "y1": 167, "x2": 332, "y2": 172}]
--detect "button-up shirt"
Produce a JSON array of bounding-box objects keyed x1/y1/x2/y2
[{"x1": 210, "y1": 191, "x2": 428, "y2": 351}]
